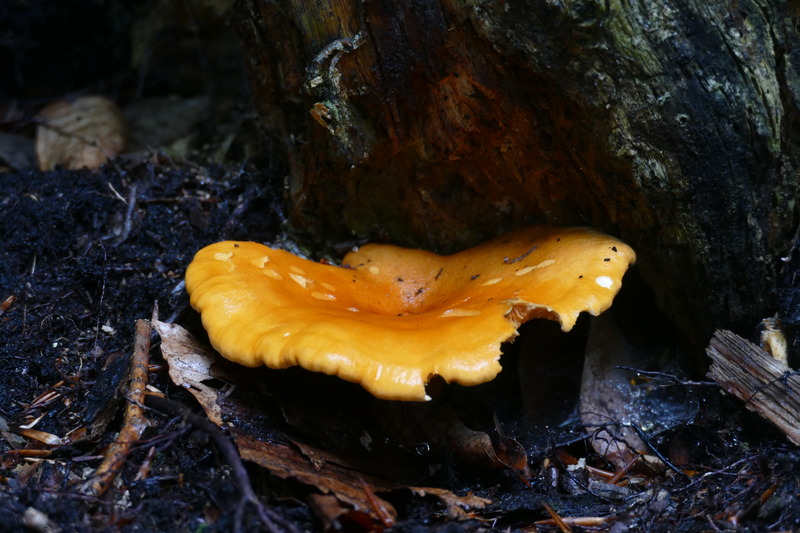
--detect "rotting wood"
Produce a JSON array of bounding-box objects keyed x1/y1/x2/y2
[
  {"x1": 233, "y1": 0, "x2": 800, "y2": 350},
  {"x1": 706, "y1": 329, "x2": 800, "y2": 446}
]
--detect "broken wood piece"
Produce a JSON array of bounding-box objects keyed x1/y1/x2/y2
[
  {"x1": 83, "y1": 318, "x2": 152, "y2": 496},
  {"x1": 706, "y1": 329, "x2": 800, "y2": 446}
]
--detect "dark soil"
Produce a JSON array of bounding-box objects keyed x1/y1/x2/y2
[{"x1": 0, "y1": 163, "x2": 289, "y2": 531}]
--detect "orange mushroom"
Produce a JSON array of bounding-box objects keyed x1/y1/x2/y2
[{"x1": 185, "y1": 225, "x2": 635, "y2": 401}]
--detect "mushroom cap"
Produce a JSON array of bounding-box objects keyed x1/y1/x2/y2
[{"x1": 185, "y1": 225, "x2": 635, "y2": 401}]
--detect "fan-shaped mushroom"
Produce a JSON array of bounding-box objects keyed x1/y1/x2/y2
[{"x1": 185, "y1": 225, "x2": 635, "y2": 401}]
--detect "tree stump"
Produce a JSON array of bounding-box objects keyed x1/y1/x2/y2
[{"x1": 232, "y1": 0, "x2": 800, "y2": 348}]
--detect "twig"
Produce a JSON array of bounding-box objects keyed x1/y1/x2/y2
[
  {"x1": 606, "y1": 453, "x2": 639, "y2": 485},
  {"x1": 358, "y1": 476, "x2": 395, "y2": 527},
  {"x1": 83, "y1": 318, "x2": 152, "y2": 496},
  {"x1": 143, "y1": 395, "x2": 301, "y2": 533},
  {"x1": 535, "y1": 515, "x2": 614, "y2": 528},
  {"x1": 118, "y1": 183, "x2": 138, "y2": 244},
  {"x1": 629, "y1": 422, "x2": 690, "y2": 479},
  {"x1": 542, "y1": 502, "x2": 573, "y2": 533},
  {"x1": 614, "y1": 366, "x2": 717, "y2": 387}
]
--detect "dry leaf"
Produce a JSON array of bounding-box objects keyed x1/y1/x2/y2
[
  {"x1": 36, "y1": 95, "x2": 127, "y2": 170},
  {"x1": 234, "y1": 431, "x2": 399, "y2": 521},
  {"x1": 421, "y1": 407, "x2": 531, "y2": 480},
  {"x1": 408, "y1": 486, "x2": 491, "y2": 516},
  {"x1": 235, "y1": 431, "x2": 490, "y2": 523},
  {"x1": 16, "y1": 428, "x2": 64, "y2": 446},
  {"x1": 153, "y1": 320, "x2": 225, "y2": 425},
  {"x1": 308, "y1": 493, "x2": 378, "y2": 531}
]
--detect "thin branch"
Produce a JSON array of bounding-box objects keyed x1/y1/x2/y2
[{"x1": 82, "y1": 318, "x2": 152, "y2": 496}]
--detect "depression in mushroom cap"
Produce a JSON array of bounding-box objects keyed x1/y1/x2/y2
[{"x1": 185, "y1": 225, "x2": 635, "y2": 401}]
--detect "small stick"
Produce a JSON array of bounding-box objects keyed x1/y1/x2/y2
[
  {"x1": 358, "y1": 476, "x2": 396, "y2": 527},
  {"x1": 118, "y1": 183, "x2": 138, "y2": 243},
  {"x1": 535, "y1": 516, "x2": 613, "y2": 527},
  {"x1": 83, "y1": 318, "x2": 152, "y2": 496},
  {"x1": 629, "y1": 423, "x2": 689, "y2": 478},
  {"x1": 542, "y1": 502, "x2": 573, "y2": 533},
  {"x1": 606, "y1": 453, "x2": 639, "y2": 485}
]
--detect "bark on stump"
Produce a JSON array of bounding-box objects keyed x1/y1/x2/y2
[{"x1": 233, "y1": 0, "x2": 800, "y2": 348}]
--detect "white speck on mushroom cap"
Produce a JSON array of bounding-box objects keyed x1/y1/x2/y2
[
  {"x1": 263, "y1": 269, "x2": 283, "y2": 280},
  {"x1": 515, "y1": 259, "x2": 555, "y2": 276},
  {"x1": 213, "y1": 252, "x2": 233, "y2": 261},
  {"x1": 289, "y1": 273, "x2": 312, "y2": 288},
  {"x1": 250, "y1": 256, "x2": 270, "y2": 268},
  {"x1": 595, "y1": 275, "x2": 614, "y2": 288},
  {"x1": 440, "y1": 308, "x2": 482, "y2": 318},
  {"x1": 311, "y1": 291, "x2": 337, "y2": 301},
  {"x1": 481, "y1": 277, "x2": 503, "y2": 286}
]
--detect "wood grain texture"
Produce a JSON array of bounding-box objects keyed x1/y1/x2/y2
[
  {"x1": 707, "y1": 329, "x2": 800, "y2": 446},
  {"x1": 234, "y1": 0, "x2": 800, "y2": 347}
]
